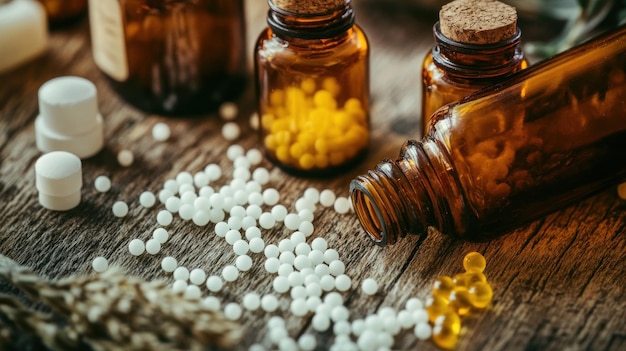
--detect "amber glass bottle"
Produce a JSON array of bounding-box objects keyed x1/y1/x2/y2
[
  {"x1": 38, "y1": 0, "x2": 86, "y2": 25},
  {"x1": 89, "y1": 0, "x2": 246, "y2": 116},
  {"x1": 255, "y1": 0, "x2": 370, "y2": 176},
  {"x1": 421, "y1": 0, "x2": 528, "y2": 134},
  {"x1": 351, "y1": 25, "x2": 626, "y2": 246}
]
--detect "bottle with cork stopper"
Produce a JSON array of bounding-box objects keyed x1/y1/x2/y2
[
  {"x1": 350, "y1": 25, "x2": 626, "y2": 245},
  {"x1": 254, "y1": 0, "x2": 370, "y2": 176},
  {"x1": 421, "y1": 0, "x2": 528, "y2": 134}
]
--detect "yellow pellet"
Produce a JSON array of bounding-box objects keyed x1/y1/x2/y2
[
  {"x1": 322, "y1": 77, "x2": 341, "y2": 96},
  {"x1": 275, "y1": 145, "x2": 290, "y2": 163},
  {"x1": 300, "y1": 78, "x2": 316, "y2": 95},
  {"x1": 432, "y1": 323, "x2": 459, "y2": 350},
  {"x1": 290, "y1": 143, "x2": 305, "y2": 159},
  {"x1": 448, "y1": 286, "x2": 473, "y2": 316},
  {"x1": 299, "y1": 153, "x2": 316, "y2": 170},
  {"x1": 313, "y1": 89, "x2": 337, "y2": 110},
  {"x1": 435, "y1": 311, "x2": 462, "y2": 335},
  {"x1": 425, "y1": 296, "x2": 451, "y2": 323},
  {"x1": 269, "y1": 89, "x2": 284, "y2": 107},
  {"x1": 432, "y1": 276, "x2": 455, "y2": 300},
  {"x1": 469, "y1": 281, "x2": 493, "y2": 309},
  {"x1": 264, "y1": 134, "x2": 277, "y2": 151},
  {"x1": 463, "y1": 252, "x2": 487, "y2": 273}
]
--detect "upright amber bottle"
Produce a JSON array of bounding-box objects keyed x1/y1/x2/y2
[
  {"x1": 255, "y1": 0, "x2": 370, "y2": 176},
  {"x1": 38, "y1": 0, "x2": 86, "y2": 25},
  {"x1": 351, "y1": 25, "x2": 626, "y2": 246},
  {"x1": 89, "y1": 0, "x2": 247, "y2": 115},
  {"x1": 421, "y1": 0, "x2": 527, "y2": 134}
]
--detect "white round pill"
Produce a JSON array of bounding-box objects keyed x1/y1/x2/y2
[
  {"x1": 189, "y1": 268, "x2": 207, "y2": 285},
  {"x1": 92, "y1": 256, "x2": 108, "y2": 272},
  {"x1": 139, "y1": 191, "x2": 156, "y2": 208},
  {"x1": 145, "y1": 239, "x2": 161, "y2": 254},
  {"x1": 362, "y1": 278, "x2": 378, "y2": 295},
  {"x1": 112, "y1": 201, "x2": 129, "y2": 217},
  {"x1": 35, "y1": 151, "x2": 82, "y2": 196},
  {"x1": 94, "y1": 175, "x2": 111, "y2": 192},
  {"x1": 161, "y1": 256, "x2": 177, "y2": 272},
  {"x1": 222, "y1": 122, "x2": 240, "y2": 140},
  {"x1": 219, "y1": 102, "x2": 238, "y2": 121},
  {"x1": 117, "y1": 149, "x2": 134, "y2": 167},
  {"x1": 128, "y1": 239, "x2": 145, "y2": 256},
  {"x1": 152, "y1": 122, "x2": 171, "y2": 141},
  {"x1": 243, "y1": 292, "x2": 261, "y2": 311}
]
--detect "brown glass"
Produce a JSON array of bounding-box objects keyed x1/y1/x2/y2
[
  {"x1": 102, "y1": 0, "x2": 246, "y2": 115},
  {"x1": 254, "y1": 0, "x2": 370, "y2": 176},
  {"x1": 421, "y1": 22, "x2": 528, "y2": 135},
  {"x1": 352, "y1": 25, "x2": 626, "y2": 246},
  {"x1": 37, "y1": 0, "x2": 87, "y2": 24}
]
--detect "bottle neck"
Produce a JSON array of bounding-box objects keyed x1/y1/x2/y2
[
  {"x1": 267, "y1": 0, "x2": 355, "y2": 40},
  {"x1": 350, "y1": 128, "x2": 463, "y2": 245},
  {"x1": 432, "y1": 22, "x2": 525, "y2": 80}
]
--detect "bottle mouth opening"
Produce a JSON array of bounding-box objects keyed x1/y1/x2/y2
[{"x1": 350, "y1": 180, "x2": 389, "y2": 246}]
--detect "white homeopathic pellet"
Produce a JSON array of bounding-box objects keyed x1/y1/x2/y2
[
  {"x1": 173, "y1": 266, "x2": 190, "y2": 281},
  {"x1": 112, "y1": 201, "x2": 129, "y2": 217},
  {"x1": 145, "y1": 239, "x2": 161, "y2": 255},
  {"x1": 319, "y1": 189, "x2": 336, "y2": 207},
  {"x1": 222, "y1": 122, "x2": 240, "y2": 140},
  {"x1": 236, "y1": 255, "x2": 253, "y2": 272},
  {"x1": 157, "y1": 210, "x2": 173, "y2": 226},
  {"x1": 139, "y1": 191, "x2": 156, "y2": 208},
  {"x1": 161, "y1": 256, "x2": 177, "y2": 272},
  {"x1": 362, "y1": 278, "x2": 378, "y2": 295},
  {"x1": 117, "y1": 149, "x2": 134, "y2": 167},
  {"x1": 153, "y1": 228, "x2": 169, "y2": 244},
  {"x1": 224, "y1": 302, "x2": 243, "y2": 320},
  {"x1": 334, "y1": 274, "x2": 351, "y2": 292},
  {"x1": 219, "y1": 101, "x2": 238, "y2": 121},
  {"x1": 414, "y1": 322, "x2": 432, "y2": 340},
  {"x1": 184, "y1": 285, "x2": 202, "y2": 300},
  {"x1": 242, "y1": 292, "x2": 261, "y2": 311},
  {"x1": 189, "y1": 268, "x2": 207, "y2": 285},
  {"x1": 152, "y1": 122, "x2": 171, "y2": 141},
  {"x1": 206, "y1": 275, "x2": 223, "y2": 292},
  {"x1": 94, "y1": 175, "x2": 111, "y2": 192},
  {"x1": 202, "y1": 296, "x2": 221, "y2": 311},
  {"x1": 248, "y1": 237, "x2": 265, "y2": 253},
  {"x1": 261, "y1": 294, "x2": 279, "y2": 312},
  {"x1": 92, "y1": 256, "x2": 108, "y2": 272},
  {"x1": 334, "y1": 196, "x2": 351, "y2": 214},
  {"x1": 222, "y1": 265, "x2": 239, "y2": 282},
  {"x1": 128, "y1": 239, "x2": 145, "y2": 256}
]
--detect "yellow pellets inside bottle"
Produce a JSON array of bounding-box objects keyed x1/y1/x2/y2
[{"x1": 261, "y1": 77, "x2": 368, "y2": 171}]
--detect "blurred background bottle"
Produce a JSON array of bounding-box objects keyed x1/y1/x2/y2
[
  {"x1": 89, "y1": 0, "x2": 247, "y2": 116},
  {"x1": 37, "y1": 0, "x2": 87, "y2": 25}
]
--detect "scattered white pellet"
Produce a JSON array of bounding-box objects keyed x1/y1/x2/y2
[
  {"x1": 405, "y1": 297, "x2": 423, "y2": 311},
  {"x1": 157, "y1": 210, "x2": 173, "y2": 226},
  {"x1": 264, "y1": 244, "x2": 280, "y2": 258},
  {"x1": 145, "y1": 239, "x2": 161, "y2": 255},
  {"x1": 92, "y1": 256, "x2": 108, "y2": 272},
  {"x1": 295, "y1": 242, "x2": 312, "y2": 256},
  {"x1": 295, "y1": 197, "x2": 315, "y2": 212},
  {"x1": 222, "y1": 265, "x2": 239, "y2": 282},
  {"x1": 176, "y1": 171, "x2": 193, "y2": 185},
  {"x1": 261, "y1": 294, "x2": 279, "y2": 312},
  {"x1": 412, "y1": 309, "x2": 429, "y2": 324},
  {"x1": 249, "y1": 237, "x2": 265, "y2": 253},
  {"x1": 204, "y1": 163, "x2": 222, "y2": 181},
  {"x1": 290, "y1": 298, "x2": 308, "y2": 317},
  {"x1": 94, "y1": 175, "x2": 111, "y2": 192},
  {"x1": 234, "y1": 156, "x2": 251, "y2": 169},
  {"x1": 165, "y1": 196, "x2": 181, "y2": 213},
  {"x1": 206, "y1": 275, "x2": 223, "y2": 292},
  {"x1": 189, "y1": 268, "x2": 207, "y2": 285},
  {"x1": 262, "y1": 188, "x2": 280, "y2": 206},
  {"x1": 249, "y1": 112, "x2": 260, "y2": 130},
  {"x1": 290, "y1": 285, "x2": 307, "y2": 300},
  {"x1": 329, "y1": 260, "x2": 346, "y2": 276},
  {"x1": 398, "y1": 310, "x2": 415, "y2": 329},
  {"x1": 351, "y1": 319, "x2": 366, "y2": 336},
  {"x1": 298, "y1": 334, "x2": 316, "y2": 351},
  {"x1": 308, "y1": 250, "x2": 324, "y2": 266},
  {"x1": 202, "y1": 296, "x2": 221, "y2": 311},
  {"x1": 152, "y1": 122, "x2": 171, "y2": 141},
  {"x1": 270, "y1": 204, "x2": 287, "y2": 222},
  {"x1": 264, "y1": 257, "x2": 280, "y2": 273},
  {"x1": 273, "y1": 276, "x2": 290, "y2": 294},
  {"x1": 236, "y1": 255, "x2": 253, "y2": 272},
  {"x1": 312, "y1": 314, "x2": 331, "y2": 331},
  {"x1": 334, "y1": 196, "x2": 351, "y2": 214},
  {"x1": 233, "y1": 240, "x2": 249, "y2": 256},
  {"x1": 227, "y1": 144, "x2": 245, "y2": 160},
  {"x1": 139, "y1": 191, "x2": 156, "y2": 208},
  {"x1": 128, "y1": 239, "x2": 145, "y2": 256},
  {"x1": 294, "y1": 255, "x2": 312, "y2": 271},
  {"x1": 161, "y1": 256, "x2": 177, "y2": 272},
  {"x1": 222, "y1": 122, "x2": 240, "y2": 140},
  {"x1": 242, "y1": 292, "x2": 261, "y2": 311},
  {"x1": 112, "y1": 201, "x2": 129, "y2": 217},
  {"x1": 324, "y1": 292, "x2": 344, "y2": 307},
  {"x1": 172, "y1": 280, "x2": 187, "y2": 294},
  {"x1": 298, "y1": 209, "x2": 314, "y2": 222},
  {"x1": 224, "y1": 302, "x2": 243, "y2": 320},
  {"x1": 117, "y1": 149, "x2": 134, "y2": 167},
  {"x1": 298, "y1": 221, "x2": 314, "y2": 236},
  {"x1": 259, "y1": 212, "x2": 276, "y2": 229},
  {"x1": 284, "y1": 213, "x2": 302, "y2": 230},
  {"x1": 320, "y1": 274, "x2": 335, "y2": 292},
  {"x1": 246, "y1": 149, "x2": 263, "y2": 165},
  {"x1": 333, "y1": 320, "x2": 352, "y2": 335},
  {"x1": 219, "y1": 102, "x2": 238, "y2": 121},
  {"x1": 279, "y1": 252, "x2": 295, "y2": 265},
  {"x1": 306, "y1": 296, "x2": 322, "y2": 312},
  {"x1": 319, "y1": 189, "x2": 336, "y2": 207},
  {"x1": 414, "y1": 322, "x2": 432, "y2": 340},
  {"x1": 288, "y1": 271, "x2": 304, "y2": 287},
  {"x1": 225, "y1": 230, "x2": 242, "y2": 245},
  {"x1": 158, "y1": 189, "x2": 174, "y2": 204},
  {"x1": 249, "y1": 344, "x2": 265, "y2": 351},
  {"x1": 184, "y1": 285, "x2": 202, "y2": 300},
  {"x1": 334, "y1": 274, "x2": 351, "y2": 292},
  {"x1": 362, "y1": 278, "x2": 378, "y2": 295},
  {"x1": 193, "y1": 211, "x2": 210, "y2": 226},
  {"x1": 173, "y1": 266, "x2": 190, "y2": 281},
  {"x1": 305, "y1": 282, "x2": 322, "y2": 298},
  {"x1": 324, "y1": 249, "x2": 339, "y2": 264},
  {"x1": 277, "y1": 263, "x2": 294, "y2": 277},
  {"x1": 215, "y1": 222, "x2": 229, "y2": 237}
]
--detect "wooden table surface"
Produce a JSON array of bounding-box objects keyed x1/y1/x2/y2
[{"x1": 1, "y1": 1, "x2": 625, "y2": 350}]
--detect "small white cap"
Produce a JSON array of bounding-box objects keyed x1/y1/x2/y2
[
  {"x1": 38, "y1": 190, "x2": 80, "y2": 211},
  {"x1": 35, "y1": 114, "x2": 104, "y2": 159},
  {"x1": 35, "y1": 151, "x2": 82, "y2": 196},
  {"x1": 38, "y1": 76, "x2": 99, "y2": 135}
]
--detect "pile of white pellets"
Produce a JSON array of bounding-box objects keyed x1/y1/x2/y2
[{"x1": 88, "y1": 103, "x2": 435, "y2": 351}]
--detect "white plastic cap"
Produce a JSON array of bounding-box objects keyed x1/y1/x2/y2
[
  {"x1": 38, "y1": 76, "x2": 99, "y2": 135},
  {"x1": 35, "y1": 151, "x2": 82, "y2": 197},
  {"x1": 35, "y1": 114, "x2": 104, "y2": 159}
]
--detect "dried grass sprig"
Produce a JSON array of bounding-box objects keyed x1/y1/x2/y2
[{"x1": 0, "y1": 255, "x2": 241, "y2": 350}]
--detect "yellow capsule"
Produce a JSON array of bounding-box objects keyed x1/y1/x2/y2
[
  {"x1": 300, "y1": 78, "x2": 316, "y2": 95},
  {"x1": 469, "y1": 281, "x2": 493, "y2": 309},
  {"x1": 299, "y1": 153, "x2": 316, "y2": 170},
  {"x1": 432, "y1": 323, "x2": 459, "y2": 350},
  {"x1": 463, "y1": 251, "x2": 486, "y2": 273},
  {"x1": 434, "y1": 311, "x2": 462, "y2": 335},
  {"x1": 432, "y1": 276, "x2": 455, "y2": 300},
  {"x1": 448, "y1": 286, "x2": 473, "y2": 316},
  {"x1": 425, "y1": 296, "x2": 451, "y2": 324},
  {"x1": 313, "y1": 89, "x2": 337, "y2": 110}
]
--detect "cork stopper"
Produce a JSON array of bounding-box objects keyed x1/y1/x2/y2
[
  {"x1": 439, "y1": 0, "x2": 517, "y2": 44},
  {"x1": 272, "y1": 0, "x2": 346, "y2": 14}
]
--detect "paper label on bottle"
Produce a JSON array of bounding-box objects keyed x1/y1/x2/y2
[{"x1": 88, "y1": 0, "x2": 128, "y2": 81}]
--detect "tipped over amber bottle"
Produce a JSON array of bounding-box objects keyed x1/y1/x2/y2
[
  {"x1": 89, "y1": 0, "x2": 247, "y2": 116},
  {"x1": 351, "y1": 25, "x2": 626, "y2": 245},
  {"x1": 421, "y1": 0, "x2": 528, "y2": 135},
  {"x1": 254, "y1": 0, "x2": 370, "y2": 176}
]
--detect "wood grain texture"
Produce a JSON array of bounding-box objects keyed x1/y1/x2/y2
[{"x1": 1, "y1": 1, "x2": 625, "y2": 350}]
